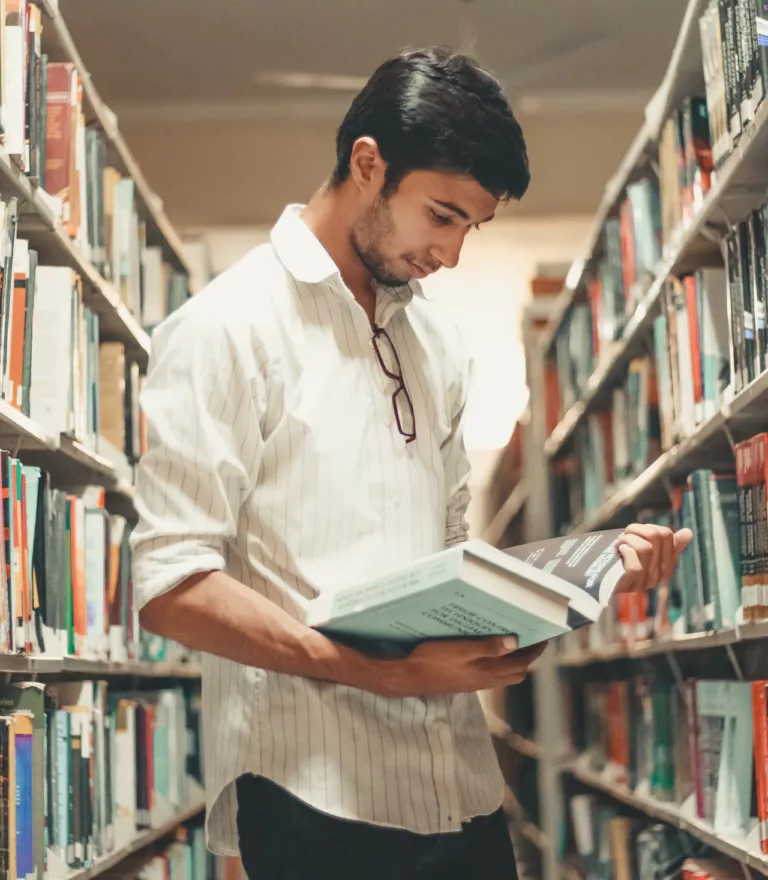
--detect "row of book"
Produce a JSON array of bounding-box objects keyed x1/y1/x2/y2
[
  {"x1": 699, "y1": 0, "x2": 768, "y2": 167},
  {"x1": 0, "y1": 210, "x2": 147, "y2": 461},
  {"x1": 568, "y1": 795, "x2": 736, "y2": 880},
  {"x1": 1, "y1": 2, "x2": 190, "y2": 331},
  {"x1": 564, "y1": 675, "x2": 768, "y2": 851},
  {"x1": 0, "y1": 452, "x2": 190, "y2": 663},
  {"x1": 659, "y1": 97, "x2": 714, "y2": 251},
  {"x1": 0, "y1": 678, "x2": 203, "y2": 879},
  {"x1": 555, "y1": 179, "x2": 664, "y2": 413}
]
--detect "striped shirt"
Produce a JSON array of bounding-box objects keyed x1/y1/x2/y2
[{"x1": 131, "y1": 204, "x2": 504, "y2": 855}]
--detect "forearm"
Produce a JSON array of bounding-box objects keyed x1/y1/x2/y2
[{"x1": 139, "y1": 570, "x2": 381, "y2": 690}]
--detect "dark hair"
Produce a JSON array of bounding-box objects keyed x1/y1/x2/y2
[{"x1": 331, "y1": 46, "x2": 530, "y2": 200}]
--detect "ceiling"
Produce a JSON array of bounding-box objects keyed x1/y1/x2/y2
[{"x1": 59, "y1": 0, "x2": 690, "y2": 228}]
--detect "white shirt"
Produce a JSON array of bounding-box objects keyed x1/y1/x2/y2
[{"x1": 131, "y1": 205, "x2": 504, "y2": 855}]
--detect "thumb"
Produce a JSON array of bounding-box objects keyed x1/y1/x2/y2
[{"x1": 673, "y1": 528, "x2": 693, "y2": 554}]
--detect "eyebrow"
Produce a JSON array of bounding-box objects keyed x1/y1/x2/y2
[{"x1": 433, "y1": 199, "x2": 496, "y2": 225}]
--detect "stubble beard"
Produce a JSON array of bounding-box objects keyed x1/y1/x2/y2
[{"x1": 350, "y1": 195, "x2": 411, "y2": 288}]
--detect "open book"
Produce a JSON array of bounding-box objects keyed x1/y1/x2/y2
[{"x1": 306, "y1": 530, "x2": 626, "y2": 656}]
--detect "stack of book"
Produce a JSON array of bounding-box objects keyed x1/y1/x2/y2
[{"x1": 0, "y1": 678, "x2": 203, "y2": 879}]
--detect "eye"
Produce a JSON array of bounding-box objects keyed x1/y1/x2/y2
[{"x1": 429, "y1": 209, "x2": 452, "y2": 226}]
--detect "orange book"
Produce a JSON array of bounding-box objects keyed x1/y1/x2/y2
[
  {"x1": 752, "y1": 681, "x2": 768, "y2": 853},
  {"x1": 683, "y1": 275, "x2": 703, "y2": 410},
  {"x1": 7, "y1": 241, "x2": 27, "y2": 411}
]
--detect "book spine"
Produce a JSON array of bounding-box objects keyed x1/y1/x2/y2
[{"x1": 753, "y1": 681, "x2": 768, "y2": 853}]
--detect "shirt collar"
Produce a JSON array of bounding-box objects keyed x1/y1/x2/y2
[{"x1": 270, "y1": 204, "x2": 429, "y2": 303}]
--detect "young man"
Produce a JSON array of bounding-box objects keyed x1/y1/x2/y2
[{"x1": 133, "y1": 47, "x2": 691, "y2": 879}]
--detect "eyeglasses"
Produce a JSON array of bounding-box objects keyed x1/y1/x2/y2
[{"x1": 372, "y1": 323, "x2": 416, "y2": 443}]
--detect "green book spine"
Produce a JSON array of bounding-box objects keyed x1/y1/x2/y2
[
  {"x1": 691, "y1": 470, "x2": 718, "y2": 630},
  {"x1": 682, "y1": 483, "x2": 704, "y2": 632}
]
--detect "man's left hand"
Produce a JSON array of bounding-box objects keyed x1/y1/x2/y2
[{"x1": 614, "y1": 523, "x2": 693, "y2": 593}]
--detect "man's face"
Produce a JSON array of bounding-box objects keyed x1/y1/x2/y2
[{"x1": 350, "y1": 170, "x2": 499, "y2": 287}]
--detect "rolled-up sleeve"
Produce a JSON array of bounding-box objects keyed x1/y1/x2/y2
[
  {"x1": 443, "y1": 334, "x2": 475, "y2": 549},
  {"x1": 130, "y1": 306, "x2": 264, "y2": 609}
]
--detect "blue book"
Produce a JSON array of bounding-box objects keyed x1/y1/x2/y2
[{"x1": 14, "y1": 714, "x2": 34, "y2": 879}]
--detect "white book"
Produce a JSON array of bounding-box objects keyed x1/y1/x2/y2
[
  {"x1": 141, "y1": 245, "x2": 166, "y2": 328},
  {"x1": 3, "y1": 22, "x2": 24, "y2": 160},
  {"x1": 30, "y1": 267, "x2": 76, "y2": 438}
]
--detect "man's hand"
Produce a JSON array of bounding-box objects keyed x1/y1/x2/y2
[
  {"x1": 614, "y1": 523, "x2": 693, "y2": 593},
  {"x1": 363, "y1": 637, "x2": 547, "y2": 700}
]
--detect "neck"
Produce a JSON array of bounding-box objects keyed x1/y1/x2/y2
[{"x1": 302, "y1": 185, "x2": 374, "y2": 302}]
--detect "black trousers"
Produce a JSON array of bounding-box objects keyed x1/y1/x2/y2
[{"x1": 235, "y1": 775, "x2": 519, "y2": 880}]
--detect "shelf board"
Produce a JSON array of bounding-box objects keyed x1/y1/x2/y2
[
  {"x1": 568, "y1": 762, "x2": 768, "y2": 876},
  {"x1": 0, "y1": 654, "x2": 201, "y2": 677},
  {"x1": 491, "y1": 723, "x2": 544, "y2": 761},
  {"x1": 483, "y1": 481, "x2": 528, "y2": 547},
  {"x1": 65, "y1": 799, "x2": 205, "y2": 880},
  {"x1": 37, "y1": 0, "x2": 189, "y2": 277},
  {"x1": 557, "y1": 621, "x2": 768, "y2": 667}
]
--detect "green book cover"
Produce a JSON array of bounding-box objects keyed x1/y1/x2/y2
[{"x1": 307, "y1": 535, "x2": 624, "y2": 655}]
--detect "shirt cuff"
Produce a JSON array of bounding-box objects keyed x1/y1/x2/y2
[{"x1": 131, "y1": 537, "x2": 227, "y2": 609}]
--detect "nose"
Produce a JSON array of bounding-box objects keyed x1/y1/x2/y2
[{"x1": 430, "y1": 229, "x2": 465, "y2": 270}]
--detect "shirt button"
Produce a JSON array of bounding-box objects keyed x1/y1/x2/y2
[{"x1": 392, "y1": 493, "x2": 402, "y2": 508}]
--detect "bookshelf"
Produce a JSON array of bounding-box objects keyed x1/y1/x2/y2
[
  {"x1": 0, "y1": 2, "x2": 217, "y2": 878},
  {"x1": 517, "y1": 0, "x2": 768, "y2": 877}
]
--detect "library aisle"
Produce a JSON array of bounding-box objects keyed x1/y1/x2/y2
[{"x1": 3, "y1": 0, "x2": 767, "y2": 878}]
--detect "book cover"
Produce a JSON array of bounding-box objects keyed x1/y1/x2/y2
[{"x1": 306, "y1": 532, "x2": 625, "y2": 655}]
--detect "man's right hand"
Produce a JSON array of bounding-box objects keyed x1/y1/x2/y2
[{"x1": 360, "y1": 636, "x2": 547, "y2": 699}]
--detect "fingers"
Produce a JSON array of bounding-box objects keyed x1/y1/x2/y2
[
  {"x1": 616, "y1": 524, "x2": 691, "y2": 593},
  {"x1": 674, "y1": 528, "x2": 693, "y2": 555},
  {"x1": 620, "y1": 524, "x2": 662, "y2": 591}
]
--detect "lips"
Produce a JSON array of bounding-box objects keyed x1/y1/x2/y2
[{"x1": 408, "y1": 260, "x2": 436, "y2": 279}]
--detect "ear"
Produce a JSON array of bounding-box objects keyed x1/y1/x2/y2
[{"x1": 348, "y1": 136, "x2": 387, "y2": 193}]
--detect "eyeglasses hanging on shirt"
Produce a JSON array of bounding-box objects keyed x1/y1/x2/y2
[{"x1": 372, "y1": 323, "x2": 416, "y2": 444}]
